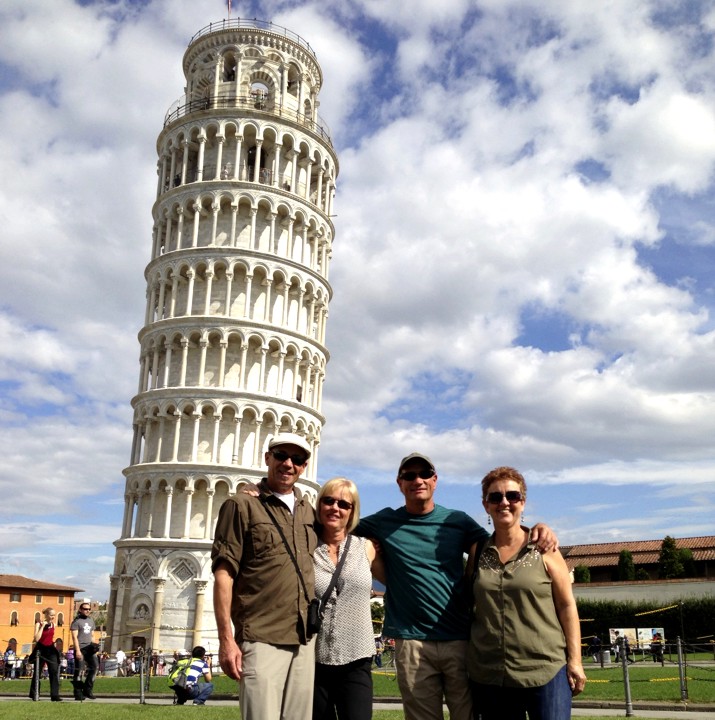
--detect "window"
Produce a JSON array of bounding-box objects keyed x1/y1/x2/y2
[
  {"x1": 57, "y1": 612, "x2": 64, "y2": 627},
  {"x1": 10, "y1": 612, "x2": 18, "y2": 627},
  {"x1": 34, "y1": 612, "x2": 41, "y2": 623},
  {"x1": 35, "y1": 594, "x2": 42, "y2": 603},
  {"x1": 10, "y1": 592, "x2": 20, "y2": 602},
  {"x1": 58, "y1": 595, "x2": 65, "y2": 604}
]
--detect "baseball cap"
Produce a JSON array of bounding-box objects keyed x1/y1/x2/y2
[
  {"x1": 398, "y1": 452, "x2": 435, "y2": 473},
  {"x1": 268, "y1": 433, "x2": 312, "y2": 458}
]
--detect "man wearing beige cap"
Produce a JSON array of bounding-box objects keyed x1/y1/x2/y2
[
  {"x1": 212, "y1": 432, "x2": 316, "y2": 720},
  {"x1": 357, "y1": 452, "x2": 557, "y2": 720}
]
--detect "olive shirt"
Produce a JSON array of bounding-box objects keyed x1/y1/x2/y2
[
  {"x1": 466, "y1": 537, "x2": 567, "y2": 688},
  {"x1": 211, "y1": 479, "x2": 318, "y2": 646}
]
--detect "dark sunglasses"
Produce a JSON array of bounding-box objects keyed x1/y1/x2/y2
[
  {"x1": 320, "y1": 496, "x2": 353, "y2": 511},
  {"x1": 399, "y1": 468, "x2": 434, "y2": 482},
  {"x1": 270, "y1": 450, "x2": 308, "y2": 465},
  {"x1": 486, "y1": 490, "x2": 524, "y2": 504}
]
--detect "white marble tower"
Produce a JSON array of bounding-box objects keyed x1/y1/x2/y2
[{"x1": 107, "y1": 18, "x2": 338, "y2": 654}]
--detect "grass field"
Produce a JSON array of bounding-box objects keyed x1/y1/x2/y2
[
  {"x1": 2, "y1": 658, "x2": 713, "y2": 719},
  {"x1": 0, "y1": 702, "x2": 702, "y2": 720}
]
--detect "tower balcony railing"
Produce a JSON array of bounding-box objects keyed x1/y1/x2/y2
[
  {"x1": 190, "y1": 18, "x2": 317, "y2": 58},
  {"x1": 164, "y1": 93, "x2": 333, "y2": 146},
  {"x1": 163, "y1": 163, "x2": 321, "y2": 203}
]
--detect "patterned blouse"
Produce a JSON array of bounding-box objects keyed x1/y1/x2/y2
[{"x1": 314, "y1": 535, "x2": 376, "y2": 665}]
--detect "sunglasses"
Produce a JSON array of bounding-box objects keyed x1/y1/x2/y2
[
  {"x1": 80, "y1": 607, "x2": 91, "y2": 611},
  {"x1": 399, "y1": 468, "x2": 434, "y2": 482},
  {"x1": 486, "y1": 490, "x2": 524, "y2": 504},
  {"x1": 270, "y1": 450, "x2": 308, "y2": 466},
  {"x1": 320, "y1": 496, "x2": 353, "y2": 511}
]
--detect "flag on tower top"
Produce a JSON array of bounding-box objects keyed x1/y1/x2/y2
[{"x1": 227, "y1": 0, "x2": 231, "y2": 18}]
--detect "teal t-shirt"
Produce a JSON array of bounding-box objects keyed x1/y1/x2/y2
[{"x1": 357, "y1": 505, "x2": 489, "y2": 641}]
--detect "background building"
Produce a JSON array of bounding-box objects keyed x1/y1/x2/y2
[
  {"x1": 0, "y1": 575, "x2": 82, "y2": 653},
  {"x1": 562, "y1": 535, "x2": 715, "y2": 583},
  {"x1": 107, "y1": 18, "x2": 338, "y2": 654}
]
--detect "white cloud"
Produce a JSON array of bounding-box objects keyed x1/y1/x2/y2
[{"x1": 1, "y1": 0, "x2": 715, "y2": 598}]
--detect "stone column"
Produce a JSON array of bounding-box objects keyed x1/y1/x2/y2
[
  {"x1": 106, "y1": 575, "x2": 120, "y2": 653},
  {"x1": 192, "y1": 580, "x2": 209, "y2": 648},
  {"x1": 149, "y1": 577, "x2": 166, "y2": 650},
  {"x1": 163, "y1": 487, "x2": 174, "y2": 538}
]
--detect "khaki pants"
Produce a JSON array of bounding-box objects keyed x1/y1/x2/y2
[
  {"x1": 239, "y1": 639, "x2": 315, "y2": 720},
  {"x1": 395, "y1": 639, "x2": 472, "y2": 720}
]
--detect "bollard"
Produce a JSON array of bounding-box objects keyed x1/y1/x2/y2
[
  {"x1": 137, "y1": 647, "x2": 146, "y2": 704},
  {"x1": 619, "y1": 637, "x2": 634, "y2": 717},
  {"x1": 32, "y1": 651, "x2": 40, "y2": 701},
  {"x1": 676, "y1": 637, "x2": 689, "y2": 701}
]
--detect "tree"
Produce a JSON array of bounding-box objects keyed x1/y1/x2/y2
[
  {"x1": 618, "y1": 549, "x2": 636, "y2": 581},
  {"x1": 635, "y1": 568, "x2": 650, "y2": 581},
  {"x1": 678, "y1": 548, "x2": 696, "y2": 577},
  {"x1": 658, "y1": 535, "x2": 684, "y2": 579},
  {"x1": 573, "y1": 565, "x2": 590, "y2": 583},
  {"x1": 370, "y1": 600, "x2": 385, "y2": 635}
]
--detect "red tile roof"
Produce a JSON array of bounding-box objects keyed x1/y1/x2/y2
[
  {"x1": 0, "y1": 574, "x2": 83, "y2": 593},
  {"x1": 560, "y1": 536, "x2": 715, "y2": 569}
]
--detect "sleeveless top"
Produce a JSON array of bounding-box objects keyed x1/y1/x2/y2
[
  {"x1": 466, "y1": 536, "x2": 566, "y2": 687},
  {"x1": 38, "y1": 622, "x2": 55, "y2": 646},
  {"x1": 314, "y1": 535, "x2": 375, "y2": 665}
]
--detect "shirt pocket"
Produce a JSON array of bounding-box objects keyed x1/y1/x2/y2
[{"x1": 249, "y1": 520, "x2": 283, "y2": 559}]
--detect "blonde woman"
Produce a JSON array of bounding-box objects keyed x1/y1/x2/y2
[
  {"x1": 313, "y1": 477, "x2": 384, "y2": 720},
  {"x1": 29, "y1": 607, "x2": 62, "y2": 701}
]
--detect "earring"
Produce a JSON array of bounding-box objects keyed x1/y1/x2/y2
[{"x1": 487, "y1": 515, "x2": 491, "y2": 526}]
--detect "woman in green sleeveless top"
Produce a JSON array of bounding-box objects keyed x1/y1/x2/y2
[{"x1": 466, "y1": 467, "x2": 586, "y2": 719}]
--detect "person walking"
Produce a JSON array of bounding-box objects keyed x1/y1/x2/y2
[{"x1": 71, "y1": 602, "x2": 99, "y2": 700}]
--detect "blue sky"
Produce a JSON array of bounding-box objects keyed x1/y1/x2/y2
[{"x1": 1, "y1": 0, "x2": 714, "y2": 601}]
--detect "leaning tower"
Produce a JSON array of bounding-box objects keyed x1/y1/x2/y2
[{"x1": 107, "y1": 18, "x2": 338, "y2": 654}]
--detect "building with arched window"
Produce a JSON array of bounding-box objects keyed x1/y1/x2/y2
[
  {"x1": 0, "y1": 575, "x2": 82, "y2": 653},
  {"x1": 107, "y1": 18, "x2": 338, "y2": 654}
]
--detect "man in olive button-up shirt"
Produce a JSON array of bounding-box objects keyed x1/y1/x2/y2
[{"x1": 212, "y1": 433, "x2": 317, "y2": 720}]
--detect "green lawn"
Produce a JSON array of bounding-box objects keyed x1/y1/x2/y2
[
  {"x1": 0, "y1": 703, "x2": 699, "y2": 720},
  {"x1": 2, "y1": 659, "x2": 713, "y2": 713},
  {"x1": 373, "y1": 663, "x2": 715, "y2": 704}
]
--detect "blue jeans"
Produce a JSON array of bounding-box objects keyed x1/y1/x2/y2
[
  {"x1": 185, "y1": 681, "x2": 214, "y2": 705},
  {"x1": 472, "y1": 665, "x2": 572, "y2": 720}
]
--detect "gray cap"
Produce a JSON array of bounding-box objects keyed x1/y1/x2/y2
[
  {"x1": 268, "y1": 432, "x2": 311, "y2": 458},
  {"x1": 398, "y1": 452, "x2": 435, "y2": 473}
]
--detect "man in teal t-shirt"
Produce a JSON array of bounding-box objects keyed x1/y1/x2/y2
[{"x1": 356, "y1": 452, "x2": 556, "y2": 720}]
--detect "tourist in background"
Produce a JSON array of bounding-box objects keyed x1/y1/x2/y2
[
  {"x1": 71, "y1": 602, "x2": 99, "y2": 700},
  {"x1": 29, "y1": 607, "x2": 62, "y2": 701}
]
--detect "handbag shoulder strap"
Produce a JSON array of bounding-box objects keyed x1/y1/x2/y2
[
  {"x1": 260, "y1": 496, "x2": 311, "y2": 603},
  {"x1": 320, "y1": 534, "x2": 352, "y2": 605}
]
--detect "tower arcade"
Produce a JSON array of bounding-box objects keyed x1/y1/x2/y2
[{"x1": 107, "y1": 19, "x2": 338, "y2": 653}]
